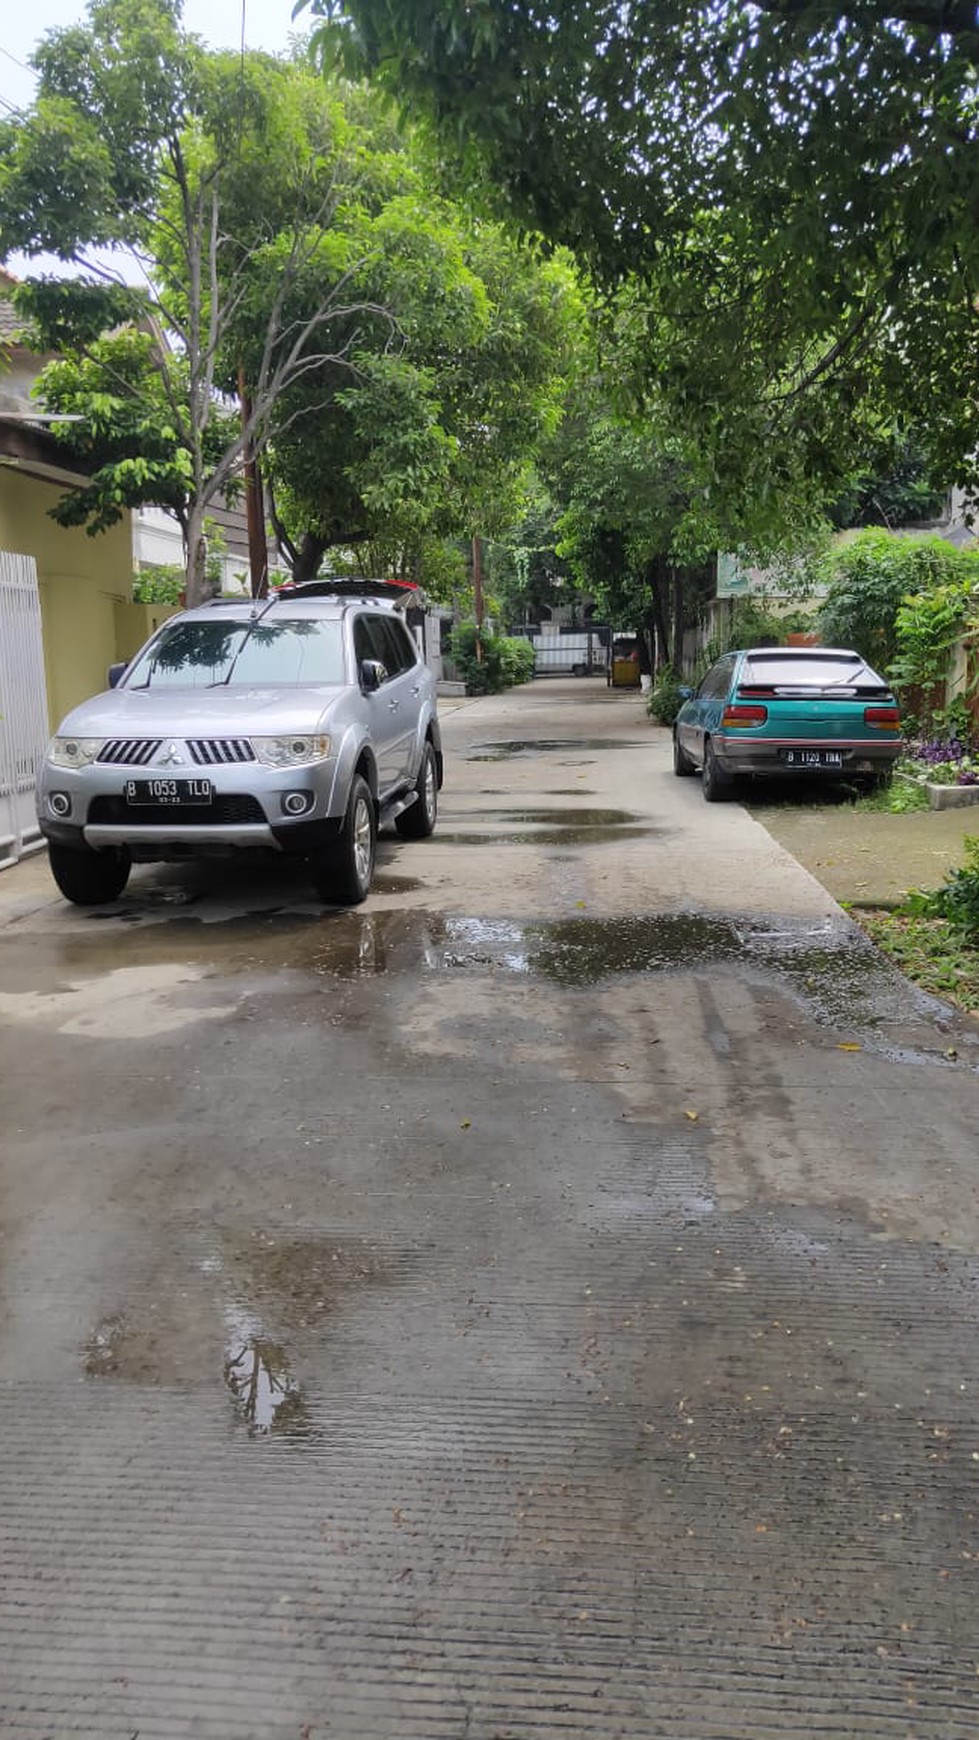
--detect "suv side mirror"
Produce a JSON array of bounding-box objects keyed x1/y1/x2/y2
[
  {"x1": 677, "y1": 685, "x2": 694, "y2": 701},
  {"x1": 107, "y1": 662, "x2": 127, "y2": 689},
  {"x1": 360, "y1": 658, "x2": 387, "y2": 692}
]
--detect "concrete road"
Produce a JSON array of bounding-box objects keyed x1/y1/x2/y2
[{"x1": 2, "y1": 676, "x2": 979, "y2": 1738}]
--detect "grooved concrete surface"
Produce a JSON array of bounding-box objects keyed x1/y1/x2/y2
[{"x1": 3, "y1": 679, "x2": 979, "y2": 1738}]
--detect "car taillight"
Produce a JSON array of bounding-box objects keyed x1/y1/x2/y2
[
  {"x1": 864, "y1": 706, "x2": 901, "y2": 729},
  {"x1": 722, "y1": 704, "x2": 768, "y2": 726}
]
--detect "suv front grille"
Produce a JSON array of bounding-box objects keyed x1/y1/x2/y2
[
  {"x1": 88, "y1": 795, "x2": 267, "y2": 826},
  {"x1": 97, "y1": 739, "x2": 162, "y2": 766},
  {"x1": 188, "y1": 738, "x2": 256, "y2": 765}
]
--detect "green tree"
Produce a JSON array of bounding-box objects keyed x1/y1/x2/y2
[
  {"x1": 306, "y1": 1, "x2": 979, "y2": 504},
  {"x1": 1, "y1": 4, "x2": 387, "y2": 603},
  {"x1": 258, "y1": 175, "x2": 582, "y2": 584}
]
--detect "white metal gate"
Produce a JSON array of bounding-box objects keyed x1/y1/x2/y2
[{"x1": 0, "y1": 552, "x2": 50, "y2": 868}]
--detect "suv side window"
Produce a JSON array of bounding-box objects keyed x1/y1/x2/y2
[
  {"x1": 353, "y1": 614, "x2": 391, "y2": 679},
  {"x1": 374, "y1": 615, "x2": 417, "y2": 676}
]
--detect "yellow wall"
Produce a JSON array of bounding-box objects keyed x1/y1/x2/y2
[
  {"x1": 0, "y1": 465, "x2": 133, "y2": 727},
  {"x1": 114, "y1": 600, "x2": 179, "y2": 663}
]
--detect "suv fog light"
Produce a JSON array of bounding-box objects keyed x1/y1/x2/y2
[
  {"x1": 282, "y1": 790, "x2": 313, "y2": 816},
  {"x1": 49, "y1": 792, "x2": 71, "y2": 818}
]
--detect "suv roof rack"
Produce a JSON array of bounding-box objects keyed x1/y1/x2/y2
[{"x1": 275, "y1": 578, "x2": 420, "y2": 607}]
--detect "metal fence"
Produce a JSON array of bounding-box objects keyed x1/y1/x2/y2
[{"x1": 0, "y1": 551, "x2": 49, "y2": 868}]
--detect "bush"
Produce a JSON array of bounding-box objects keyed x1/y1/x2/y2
[
  {"x1": 818, "y1": 529, "x2": 976, "y2": 668},
  {"x1": 499, "y1": 635, "x2": 535, "y2": 687},
  {"x1": 450, "y1": 624, "x2": 535, "y2": 694},
  {"x1": 721, "y1": 598, "x2": 817, "y2": 651},
  {"x1": 921, "y1": 836, "x2": 979, "y2": 937},
  {"x1": 132, "y1": 564, "x2": 184, "y2": 605},
  {"x1": 646, "y1": 671, "x2": 685, "y2": 725}
]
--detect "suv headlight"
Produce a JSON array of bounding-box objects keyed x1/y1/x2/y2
[
  {"x1": 48, "y1": 736, "x2": 102, "y2": 768},
  {"x1": 251, "y1": 734, "x2": 332, "y2": 767}
]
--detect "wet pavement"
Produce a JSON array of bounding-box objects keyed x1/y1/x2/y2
[{"x1": 2, "y1": 678, "x2": 979, "y2": 1736}]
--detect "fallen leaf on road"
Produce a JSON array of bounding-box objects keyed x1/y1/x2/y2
[
  {"x1": 460, "y1": 1119, "x2": 472, "y2": 1129},
  {"x1": 837, "y1": 1042, "x2": 862, "y2": 1052},
  {"x1": 684, "y1": 1109, "x2": 699, "y2": 1121}
]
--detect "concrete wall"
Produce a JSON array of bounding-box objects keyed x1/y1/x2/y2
[{"x1": 0, "y1": 466, "x2": 133, "y2": 726}]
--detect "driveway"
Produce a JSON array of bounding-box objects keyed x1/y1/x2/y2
[{"x1": 2, "y1": 676, "x2": 979, "y2": 1737}]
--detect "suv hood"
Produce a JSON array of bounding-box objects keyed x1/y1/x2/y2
[{"x1": 57, "y1": 685, "x2": 347, "y2": 739}]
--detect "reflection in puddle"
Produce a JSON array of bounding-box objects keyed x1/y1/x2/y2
[
  {"x1": 223, "y1": 1305, "x2": 309, "y2": 1437},
  {"x1": 438, "y1": 826, "x2": 653, "y2": 846},
  {"x1": 297, "y1": 909, "x2": 969, "y2": 1062},
  {"x1": 466, "y1": 738, "x2": 648, "y2": 761},
  {"x1": 435, "y1": 807, "x2": 655, "y2": 848},
  {"x1": 85, "y1": 1314, "x2": 126, "y2": 1375}
]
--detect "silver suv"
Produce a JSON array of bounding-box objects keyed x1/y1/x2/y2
[{"x1": 36, "y1": 582, "x2": 443, "y2": 906}]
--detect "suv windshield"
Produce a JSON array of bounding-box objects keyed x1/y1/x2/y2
[{"x1": 126, "y1": 618, "x2": 346, "y2": 689}]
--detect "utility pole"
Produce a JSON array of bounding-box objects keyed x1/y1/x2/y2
[{"x1": 238, "y1": 364, "x2": 269, "y2": 599}]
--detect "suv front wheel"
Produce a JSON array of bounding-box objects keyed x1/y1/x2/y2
[
  {"x1": 48, "y1": 840, "x2": 131, "y2": 905},
  {"x1": 310, "y1": 773, "x2": 376, "y2": 905}
]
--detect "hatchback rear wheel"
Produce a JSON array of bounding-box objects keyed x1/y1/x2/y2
[{"x1": 702, "y1": 739, "x2": 734, "y2": 803}]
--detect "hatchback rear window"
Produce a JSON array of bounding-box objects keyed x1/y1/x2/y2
[
  {"x1": 127, "y1": 618, "x2": 346, "y2": 688},
  {"x1": 739, "y1": 654, "x2": 889, "y2": 694}
]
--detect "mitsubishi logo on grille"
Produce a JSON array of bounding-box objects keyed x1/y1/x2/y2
[{"x1": 159, "y1": 740, "x2": 185, "y2": 766}]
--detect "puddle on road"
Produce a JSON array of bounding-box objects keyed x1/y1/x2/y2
[
  {"x1": 221, "y1": 1230, "x2": 412, "y2": 1328},
  {"x1": 436, "y1": 805, "x2": 655, "y2": 847},
  {"x1": 466, "y1": 738, "x2": 648, "y2": 761},
  {"x1": 296, "y1": 910, "x2": 967, "y2": 1062},
  {"x1": 223, "y1": 1304, "x2": 310, "y2": 1437}
]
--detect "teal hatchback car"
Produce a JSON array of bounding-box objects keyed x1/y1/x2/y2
[{"x1": 673, "y1": 646, "x2": 902, "y2": 802}]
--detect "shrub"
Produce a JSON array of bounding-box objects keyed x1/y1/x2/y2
[
  {"x1": 450, "y1": 623, "x2": 535, "y2": 694},
  {"x1": 722, "y1": 598, "x2": 817, "y2": 651},
  {"x1": 818, "y1": 529, "x2": 976, "y2": 668},
  {"x1": 132, "y1": 564, "x2": 184, "y2": 605},
  {"x1": 499, "y1": 636, "x2": 535, "y2": 687},
  {"x1": 922, "y1": 836, "x2": 979, "y2": 937},
  {"x1": 646, "y1": 670, "x2": 685, "y2": 725}
]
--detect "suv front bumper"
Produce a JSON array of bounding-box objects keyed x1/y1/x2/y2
[{"x1": 37, "y1": 757, "x2": 346, "y2": 858}]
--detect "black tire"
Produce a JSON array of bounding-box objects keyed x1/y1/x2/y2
[
  {"x1": 702, "y1": 738, "x2": 734, "y2": 803},
  {"x1": 864, "y1": 768, "x2": 894, "y2": 794},
  {"x1": 673, "y1": 730, "x2": 696, "y2": 777},
  {"x1": 395, "y1": 741, "x2": 438, "y2": 839},
  {"x1": 48, "y1": 840, "x2": 130, "y2": 905},
  {"x1": 310, "y1": 774, "x2": 376, "y2": 904}
]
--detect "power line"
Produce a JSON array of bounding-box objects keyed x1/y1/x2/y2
[{"x1": 0, "y1": 45, "x2": 30, "y2": 72}]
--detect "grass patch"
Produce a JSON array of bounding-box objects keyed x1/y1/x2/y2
[
  {"x1": 852, "y1": 777, "x2": 929, "y2": 814},
  {"x1": 856, "y1": 909, "x2": 979, "y2": 1013}
]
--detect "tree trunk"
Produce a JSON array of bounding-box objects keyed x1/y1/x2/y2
[
  {"x1": 238, "y1": 367, "x2": 269, "y2": 599},
  {"x1": 472, "y1": 533, "x2": 484, "y2": 662},
  {"x1": 671, "y1": 565, "x2": 685, "y2": 677},
  {"x1": 292, "y1": 532, "x2": 327, "y2": 585},
  {"x1": 184, "y1": 500, "x2": 209, "y2": 609},
  {"x1": 645, "y1": 558, "x2": 671, "y2": 670}
]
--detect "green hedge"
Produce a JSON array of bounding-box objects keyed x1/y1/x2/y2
[{"x1": 450, "y1": 624, "x2": 535, "y2": 694}]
